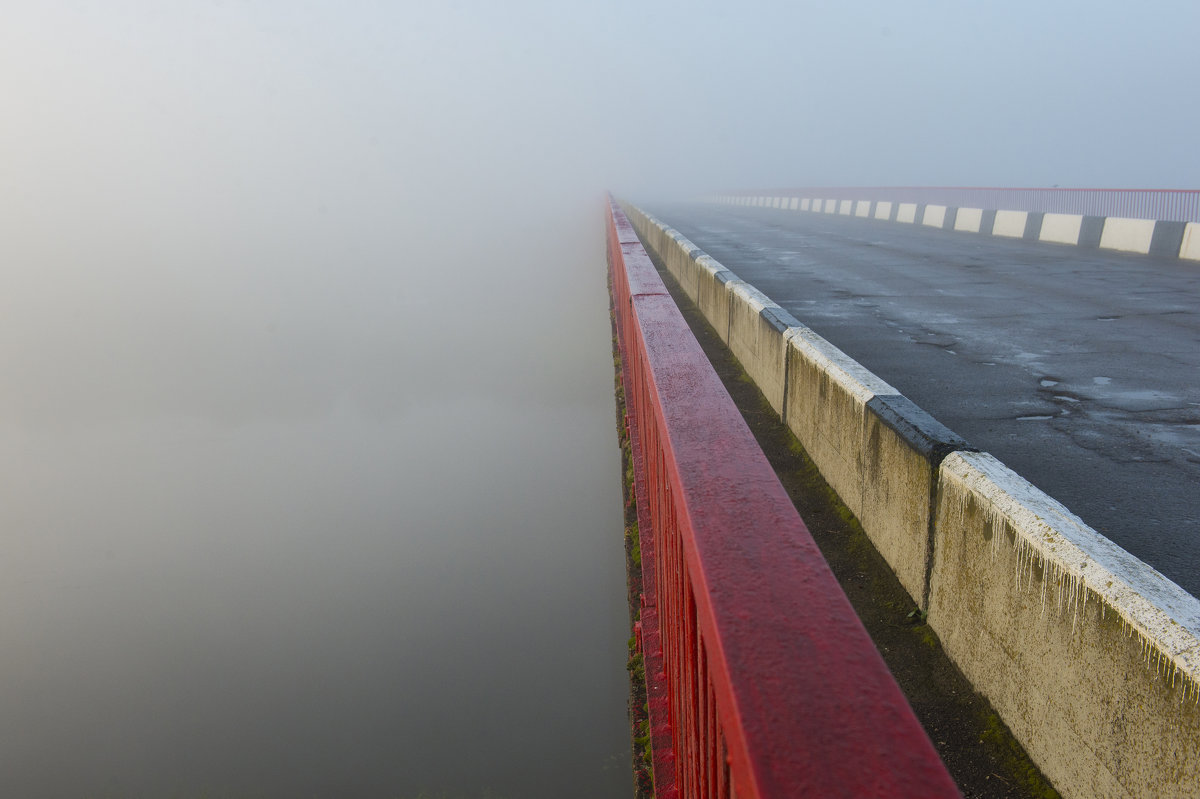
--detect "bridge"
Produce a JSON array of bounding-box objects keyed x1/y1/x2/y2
[{"x1": 609, "y1": 189, "x2": 1200, "y2": 798}]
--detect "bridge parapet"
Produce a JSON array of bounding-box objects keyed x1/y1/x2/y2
[
  {"x1": 716, "y1": 186, "x2": 1200, "y2": 259},
  {"x1": 725, "y1": 186, "x2": 1200, "y2": 223},
  {"x1": 607, "y1": 197, "x2": 959, "y2": 798}
]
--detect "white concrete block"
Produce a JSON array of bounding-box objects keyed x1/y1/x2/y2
[
  {"x1": 789, "y1": 197, "x2": 799, "y2": 210},
  {"x1": 801, "y1": 198, "x2": 811, "y2": 211},
  {"x1": 1100, "y1": 217, "x2": 1157, "y2": 254},
  {"x1": 896, "y1": 203, "x2": 918, "y2": 224},
  {"x1": 875, "y1": 201, "x2": 893, "y2": 220},
  {"x1": 1180, "y1": 222, "x2": 1200, "y2": 260},
  {"x1": 954, "y1": 207, "x2": 983, "y2": 233},
  {"x1": 838, "y1": 199, "x2": 853, "y2": 215},
  {"x1": 922, "y1": 205, "x2": 947, "y2": 228},
  {"x1": 992, "y1": 209, "x2": 1029, "y2": 238},
  {"x1": 855, "y1": 200, "x2": 871, "y2": 218},
  {"x1": 1039, "y1": 213, "x2": 1084, "y2": 245},
  {"x1": 824, "y1": 200, "x2": 837, "y2": 214}
]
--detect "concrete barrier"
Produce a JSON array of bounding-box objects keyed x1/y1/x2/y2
[
  {"x1": 1149, "y1": 221, "x2": 1187, "y2": 257},
  {"x1": 727, "y1": 283, "x2": 802, "y2": 416},
  {"x1": 1039, "y1": 213, "x2": 1084, "y2": 245},
  {"x1": 1181, "y1": 223, "x2": 1200, "y2": 260},
  {"x1": 992, "y1": 209, "x2": 1029, "y2": 238},
  {"x1": 930, "y1": 451, "x2": 1200, "y2": 799},
  {"x1": 1079, "y1": 216, "x2": 1106, "y2": 248},
  {"x1": 668, "y1": 230, "x2": 705, "y2": 299},
  {"x1": 717, "y1": 194, "x2": 1199, "y2": 262},
  {"x1": 953, "y1": 207, "x2": 983, "y2": 232},
  {"x1": 784, "y1": 330, "x2": 969, "y2": 601},
  {"x1": 694, "y1": 254, "x2": 738, "y2": 345},
  {"x1": 1100, "y1": 217, "x2": 1158, "y2": 253},
  {"x1": 922, "y1": 205, "x2": 948, "y2": 228}
]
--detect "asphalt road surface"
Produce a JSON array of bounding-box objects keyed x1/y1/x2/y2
[{"x1": 646, "y1": 202, "x2": 1200, "y2": 598}]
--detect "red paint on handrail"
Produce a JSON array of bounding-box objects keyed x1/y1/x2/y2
[{"x1": 607, "y1": 196, "x2": 960, "y2": 798}]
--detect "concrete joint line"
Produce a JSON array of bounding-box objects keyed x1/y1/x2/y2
[
  {"x1": 921, "y1": 450, "x2": 972, "y2": 611},
  {"x1": 779, "y1": 328, "x2": 804, "y2": 423},
  {"x1": 726, "y1": 290, "x2": 734, "y2": 344}
]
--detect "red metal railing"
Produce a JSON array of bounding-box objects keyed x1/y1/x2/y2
[
  {"x1": 607, "y1": 196, "x2": 960, "y2": 798},
  {"x1": 732, "y1": 186, "x2": 1200, "y2": 222}
]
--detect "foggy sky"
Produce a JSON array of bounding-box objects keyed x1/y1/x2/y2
[
  {"x1": 0, "y1": 2, "x2": 1196, "y2": 797},
  {"x1": 3, "y1": 1, "x2": 1198, "y2": 215}
]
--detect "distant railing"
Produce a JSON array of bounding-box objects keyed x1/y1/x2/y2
[
  {"x1": 607, "y1": 195, "x2": 959, "y2": 798},
  {"x1": 733, "y1": 187, "x2": 1200, "y2": 222}
]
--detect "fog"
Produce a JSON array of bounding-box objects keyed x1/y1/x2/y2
[{"x1": 0, "y1": 1, "x2": 1196, "y2": 797}]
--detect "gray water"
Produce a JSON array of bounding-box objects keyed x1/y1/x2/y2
[{"x1": 0, "y1": 6, "x2": 630, "y2": 798}]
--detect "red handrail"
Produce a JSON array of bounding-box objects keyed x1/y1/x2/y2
[{"x1": 608, "y1": 195, "x2": 960, "y2": 798}]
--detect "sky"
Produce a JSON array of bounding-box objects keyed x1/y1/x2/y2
[
  {"x1": 3, "y1": 0, "x2": 1197, "y2": 212},
  {"x1": 0, "y1": 1, "x2": 1197, "y2": 796}
]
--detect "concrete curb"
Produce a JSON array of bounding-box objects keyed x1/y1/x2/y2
[
  {"x1": 715, "y1": 194, "x2": 1200, "y2": 261},
  {"x1": 931, "y1": 452, "x2": 1200, "y2": 799},
  {"x1": 623, "y1": 199, "x2": 1200, "y2": 799}
]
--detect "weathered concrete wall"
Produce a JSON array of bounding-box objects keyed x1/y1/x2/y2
[
  {"x1": 931, "y1": 452, "x2": 1200, "y2": 799},
  {"x1": 693, "y1": 255, "x2": 737, "y2": 345},
  {"x1": 726, "y1": 282, "x2": 798, "y2": 417},
  {"x1": 783, "y1": 329, "x2": 967, "y2": 600},
  {"x1": 623, "y1": 199, "x2": 1200, "y2": 799}
]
